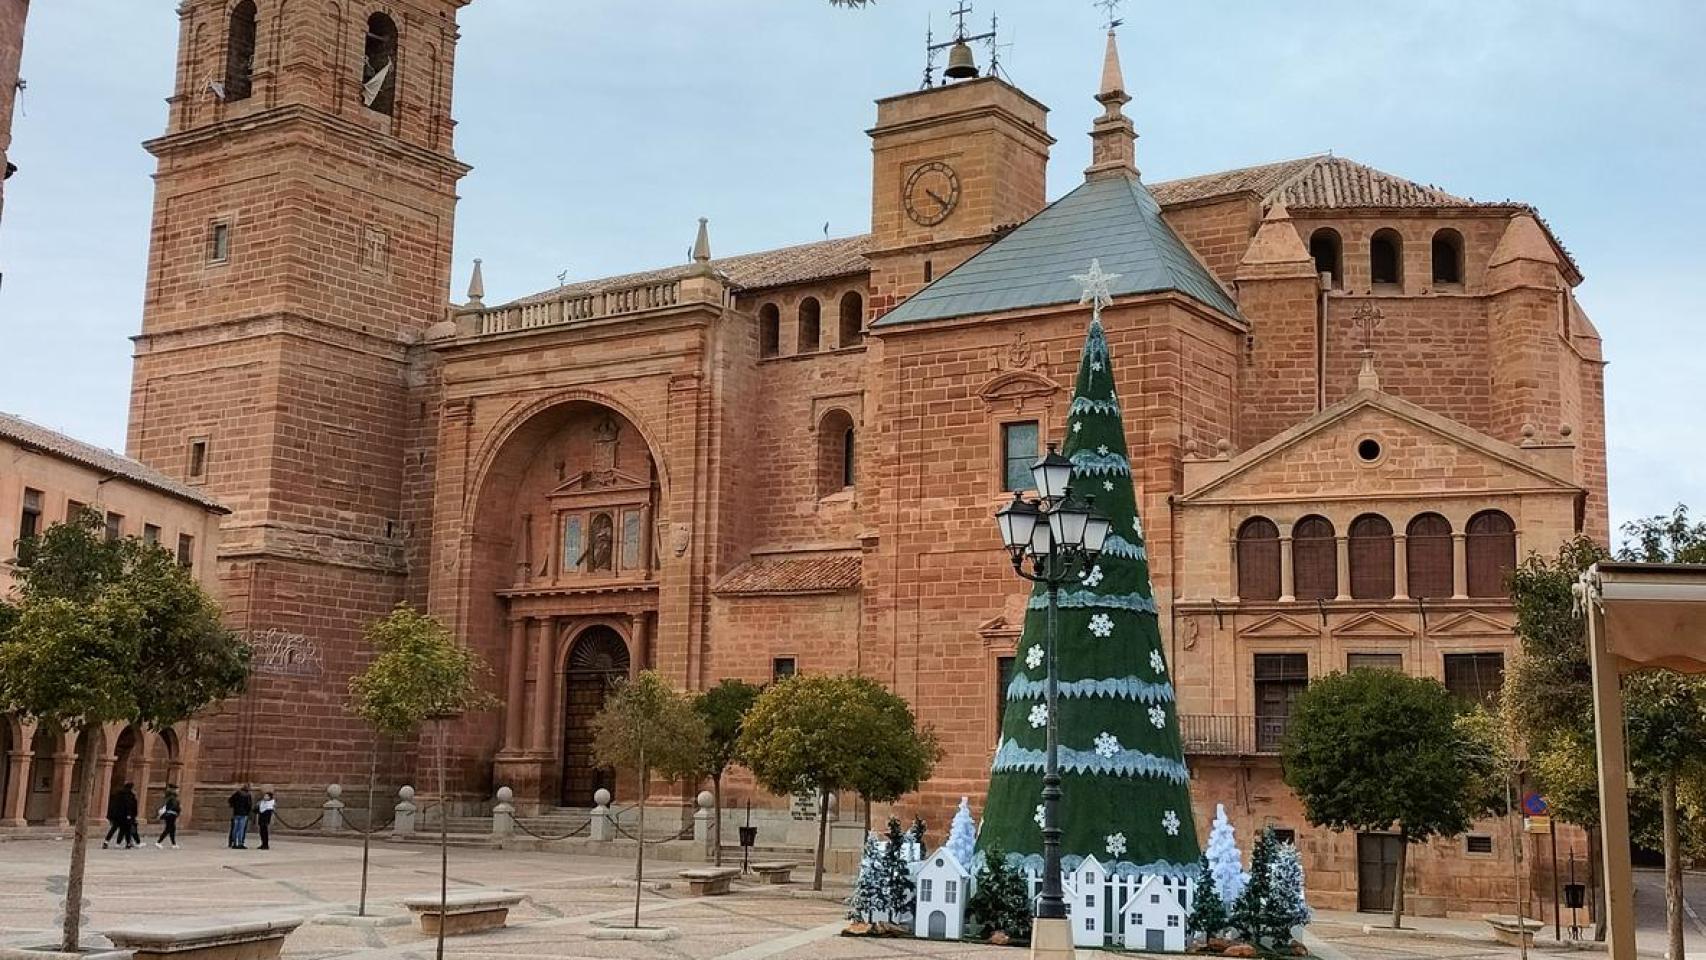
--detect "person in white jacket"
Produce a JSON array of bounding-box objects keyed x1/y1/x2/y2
[{"x1": 257, "y1": 792, "x2": 277, "y2": 850}]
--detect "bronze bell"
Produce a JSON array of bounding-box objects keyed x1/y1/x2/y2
[{"x1": 944, "y1": 40, "x2": 979, "y2": 80}]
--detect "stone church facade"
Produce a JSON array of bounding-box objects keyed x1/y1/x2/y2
[{"x1": 121, "y1": 2, "x2": 1605, "y2": 917}]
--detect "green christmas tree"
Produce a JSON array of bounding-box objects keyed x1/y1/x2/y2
[
  {"x1": 966, "y1": 845, "x2": 1034, "y2": 943},
  {"x1": 977, "y1": 260, "x2": 1201, "y2": 881},
  {"x1": 1186, "y1": 854, "x2": 1230, "y2": 941},
  {"x1": 1230, "y1": 827, "x2": 1280, "y2": 947}
]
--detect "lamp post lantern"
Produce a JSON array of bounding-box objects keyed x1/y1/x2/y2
[{"x1": 994, "y1": 445, "x2": 1108, "y2": 927}]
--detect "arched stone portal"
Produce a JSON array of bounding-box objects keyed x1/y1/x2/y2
[{"x1": 560, "y1": 627, "x2": 631, "y2": 806}]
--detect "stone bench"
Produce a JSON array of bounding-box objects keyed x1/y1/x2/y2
[
  {"x1": 103, "y1": 914, "x2": 305, "y2": 960},
  {"x1": 1482, "y1": 915, "x2": 1543, "y2": 947},
  {"x1": 399, "y1": 890, "x2": 525, "y2": 937},
  {"x1": 677, "y1": 867, "x2": 740, "y2": 896},
  {"x1": 750, "y1": 861, "x2": 800, "y2": 885}
]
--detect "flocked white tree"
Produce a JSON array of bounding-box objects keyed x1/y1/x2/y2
[
  {"x1": 1268, "y1": 841, "x2": 1312, "y2": 931},
  {"x1": 847, "y1": 836, "x2": 887, "y2": 922},
  {"x1": 1206, "y1": 804, "x2": 1248, "y2": 906},
  {"x1": 946, "y1": 797, "x2": 978, "y2": 868}
]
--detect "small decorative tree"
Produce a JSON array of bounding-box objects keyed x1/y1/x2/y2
[
  {"x1": 966, "y1": 845, "x2": 1032, "y2": 944},
  {"x1": 1186, "y1": 854, "x2": 1230, "y2": 943},
  {"x1": 348, "y1": 602, "x2": 497, "y2": 951},
  {"x1": 590, "y1": 670, "x2": 709, "y2": 928},
  {"x1": 1230, "y1": 827, "x2": 1280, "y2": 949},
  {"x1": 1205, "y1": 803, "x2": 1247, "y2": 907},
  {"x1": 878, "y1": 816, "x2": 916, "y2": 925},
  {"x1": 847, "y1": 835, "x2": 887, "y2": 923},
  {"x1": 739, "y1": 674, "x2": 940, "y2": 890},
  {"x1": 692, "y1": 678, "x2": 760, "y2": 865},
  {"x1": 1268, "y1": 842, "x2": 1312, "y2": 934},
  {"x1": 0, "y1": 512, "x2": 247, "y2": 953},
  {"x1": 946, "y1": 797, "x2": 978, "y2": 867}
]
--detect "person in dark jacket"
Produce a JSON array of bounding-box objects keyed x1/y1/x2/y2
[
  {"x1": 228, "y1": 784, "x2": 254, "y2": 849},
  {"x1": 102, "y1": 786, "x2": 128, "y2": 849},
  {"x1": 154, "y1": 785, "x2": 182, "y2": 849}
]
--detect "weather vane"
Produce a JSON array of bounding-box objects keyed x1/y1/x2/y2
[
  {"x1": 1351, "y1": 301, "x2": 1385, "y2": 358},
  {"x1": 1094, "y1": 0, "x2": 1124, "y2": 31},
  {"x1": 1073, "y1": 259, "x2": 1121, "y2": 316}
]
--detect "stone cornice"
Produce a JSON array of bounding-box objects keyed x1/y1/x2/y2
[{"x1": 144, "y1": 103, "x2": 471, "y2": 181}]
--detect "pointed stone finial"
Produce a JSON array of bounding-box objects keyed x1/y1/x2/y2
[
  {"x1": 1236, "y1": 203, "x2": 1317, "y2": 280},
  {"x1": 466, "y1": 258, "x2": 485, "y2": 307},
  {"x1": 691, "y1": 218, "x2": 713, "y2": 275},
  {"x1": 1086, "y1": 29, "x2": 1139, "y2": 181}
]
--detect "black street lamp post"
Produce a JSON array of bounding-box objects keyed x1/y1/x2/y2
[{"x1": 994, "y1": 443, "x2": 1110, "y2": 927}]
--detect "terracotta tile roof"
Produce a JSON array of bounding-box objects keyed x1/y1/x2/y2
[
  {"x1": 1151, "y1": 155, "x2": 1469, "y2": 209},
  {"x1": 714, "y1": 553, "x2": 862, "y2": 596},
  {"x1": 509, "y1": 235, "x2": 871, "y2": 308},
  {"x1": 0, "y1": 411, "x2": 228, "y2": 513}
]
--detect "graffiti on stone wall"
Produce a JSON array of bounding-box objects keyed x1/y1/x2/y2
[{"x1": 245, "y1": 628, "x2": 325, "y2": 678}]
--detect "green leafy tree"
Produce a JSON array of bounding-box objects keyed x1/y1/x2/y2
[
  {"x1": 0, "y1": 512, "x2": 245, "y2": 952},
  {"x1": 966, "y1": 844, "x2": 1032, "y2": 943},
  {"x1": 348, "y1": 603, "x2": 498, "y2": 922},
  {"x1": 591, "y1": 670, "x2": 709, "y2": 928},
  {"x1": 693, "y1": 678, "x2": 760, "y2": 864},
  {"x1": 738, "y1": 673, "x2": 940, "y2": 890},
  {"x1": 1281, "y1": 670, "x2": 1490, "y2": 929},
  {"x1": 1186, "y1": 853, "x2": 1230, "y2": 942}
]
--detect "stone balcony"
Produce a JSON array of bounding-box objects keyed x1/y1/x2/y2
[{"x1": 438, "y1": 271, "x2": 731, "y2": 344}]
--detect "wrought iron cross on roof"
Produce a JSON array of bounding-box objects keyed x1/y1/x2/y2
[{"x1": 1352, "y1": 300, "x2": 1385, "y2": 358}]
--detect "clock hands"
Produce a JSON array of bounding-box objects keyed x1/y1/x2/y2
[{"x1": 926, "y1": 187, "x2": 951, "y2": 213}]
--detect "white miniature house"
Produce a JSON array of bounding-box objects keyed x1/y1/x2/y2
[
  {"x1": 1121, "y1": 874, "x2": 1187, "y2": 952},
  {"x1": 1069, "y1": 856, "x2": 1108, "y2": 947},
  {"x1": 913, "y1": 848, "x2": 971, "y2": 940}
]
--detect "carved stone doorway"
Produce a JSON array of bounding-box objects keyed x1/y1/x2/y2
[{"x1": 559, "y1": 627, "x2": 630, "y2": 807}]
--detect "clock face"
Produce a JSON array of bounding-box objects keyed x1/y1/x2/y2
[{"x1": 904, "y1": 161, "x2": 962, "y2": 227}]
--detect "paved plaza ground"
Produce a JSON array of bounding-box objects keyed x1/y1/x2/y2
[{"x1": 0, "y1": 833, "x2": 1691, "y2": 960}]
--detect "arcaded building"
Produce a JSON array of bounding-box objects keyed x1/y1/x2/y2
[{"x1": 119, "y1": 2, "x2": 1604, "y2": 916}]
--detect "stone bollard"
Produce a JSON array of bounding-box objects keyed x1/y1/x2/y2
[
  {"x1": 693, "y1": 790, "x2": 714, "y2": 855},
  {"x1": 590, "y1": 788, "x2": 614, "y2": 842},
  {"x1": 492, "y1": 786, "x2": 515, "y2": 839},
  {"x1": 323, "y1": 783, "x2": 345, "y2": 833},
  {"x1": 393, "y1": 785, "x2": 417, "y2": 837}
]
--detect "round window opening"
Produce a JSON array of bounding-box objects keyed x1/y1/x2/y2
[{"x1": 1357, "y1": 438, "x2": 1383, "y2": 462}]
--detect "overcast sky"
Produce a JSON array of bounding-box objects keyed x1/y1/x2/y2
[{"x1": 1, "y1": 1, "x2": 1701, "y2": 538}]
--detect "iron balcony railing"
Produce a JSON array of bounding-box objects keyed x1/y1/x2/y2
[{"x1": 1178, "y1": 714, "x2": 1292, "y2": 756}]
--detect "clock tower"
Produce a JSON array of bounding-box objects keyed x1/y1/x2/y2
[{"x1": 866, "y1": 74, "x2": 1054, "y2": 319}]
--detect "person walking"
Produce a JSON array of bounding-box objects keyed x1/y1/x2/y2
[
  {"x1": 228, "y1": 784, "x2": 253, "y2": 849},
  {"x1": 102, "y1": 786, "x2": 126, "y2": 850},
  {"x1": 121, "y1": 783, "x2": 142, "y2": 848},
  {"x1": 154, "y1": 785, "x2": 181, "y2": 849},
  {"x1": 257, "y1": 791, "x2": 276, "y2": 850}
]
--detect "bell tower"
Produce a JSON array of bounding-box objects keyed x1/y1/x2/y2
[
  {"x1": 126, "y1": 1, "x2": 472, "y2": 787},
  {"x1": 865, "y1": 11, "x2": 1053, "y2": 319}
]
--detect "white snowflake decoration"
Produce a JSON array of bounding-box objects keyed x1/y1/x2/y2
[
  {"x1": 1148, "y1": 705, "x2": 1167, "y2": 729},
  {"x1": 1090, "y1": 361, "x2": 1104, "y2": 373},
  {"x1": 1072, "y1": 422, "x2": 1083, "y2": 433},
  {"x1": 1080, "y1": 565, "x2": 1104, "y2": 588},
  {"x1": 1025, "y1": 645, "x2": 1044, "y2": 670},
  {"x1": 1162, "y1": 810, "x2": 1181, "y2": 836},
  {"x1": 1106, "y1": 832, "x2": 1128, "y2": 858},
  {"x1": 1034, "y1": 804, "x2": 1047, "y2": 829},
  {"x1": 1103, "y1": 480, "x2": 1114, "y2": 491},
  {"x1": 1028, "y1": 703, "x2": 1049, "y2": 729},
  {"x1": 1149, "y1": 649, "x2": 1167, "y2": 675},
  {"x1": 1088, "y1": 613, "x2": 1114, "y2": 638},
  {"x1": 1132, "y1": 514, "x2": 1145, "y2": 538},
  {"x1": 1094, "y1": 731, "x2": 1122, "y2": 758},
  {"x1": 1097, "y1": 444, "x2": 1110, "y2": 456}
]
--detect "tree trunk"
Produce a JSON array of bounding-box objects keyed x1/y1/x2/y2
[
  {"x1": 712, "y1": 774, "x2": 723, "y2": 867},
  {"x1": 633, "y1": 753, "x2": 646, "y2": 929},
  {"x1": 359, "y1": 739, "x2": 377, "y2": 917},
  {"x1": 61, "y1": 725, "x2": 99, "y2": 953},
  {"x1": 1391, "y1": 836, "x2": 1408, "y2": 930},
  {"x1": 1664, "y1": 773, "x2": 1685, "y2": 960},
  {"x1": 813, "y1": 789, "x2": 830, "y2": 892}
]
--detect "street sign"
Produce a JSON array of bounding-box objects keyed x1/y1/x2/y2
[
  {"x1": 1526, "y1": 815, "x2": 1553, "y2": 834},
  {"x1": 1523, "y1": 792, "x2": 1550, "y2": 816}
]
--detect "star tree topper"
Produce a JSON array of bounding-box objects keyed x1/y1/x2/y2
[{"x1": 1072, "y1": 258, "x2": 1121, "y2": 316}]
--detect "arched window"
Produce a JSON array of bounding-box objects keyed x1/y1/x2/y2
[
  {"x1": 225, "y1": 1, "x2": 258, "y2": 102},
  {"x1": 1466, "y1": 510, "x2": 1517, "y2": 598},
  {"x1": 1309, "y1": 228, "x2": 1342, "y2": 288},
  {"x1": 362, "y1": 13, "x2": 400, "y2": 116},
  {"x1": 1406, "y1": 513, "x2": 1454, "y2": 599},
  {"x1": 1237, "y1": 517, "x2": 1281, "y2": 601},
  {"x1": 1348, "y1": 514, "x2": 1395, "y2": 600},
  {"x1": 798, "y1": 297, "x2": 821, "y2": 353},
  {"x1": 758, "y1": 303, "x2": 780, "y2": 358},
  {"x1": 1370, "y1": 229, "x2": 1403, "y2": 287},
  {"x1": 818, "y1": 410, "x2": 855, "y2": 495},
  {"x1": 1292, "y1": 516, "x2": 1337, "y2": 601},
  {"x1": 838, "y1": 291, "x2": 864, "y2": 348},
  {"x1": 1431, "y1": 228, "x2": 1464, "y2": 285}
]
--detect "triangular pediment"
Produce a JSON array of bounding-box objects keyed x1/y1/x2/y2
[
  {"x1": 1332, "y1": 611, "x2": 1415, "y2": 640},
  {"x1": 549, "y1": 469, "x2": 651, "y2": 498},
  {"x1": 1237, "y1": 613, "x2": 1320, "y2": 641},
  {"x1": 1181, "y1": 389, "x2": 1581, "y2": 504},
  {"x1": 1429, "y1": 611, "x2": 1514, "y2": 638}
]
